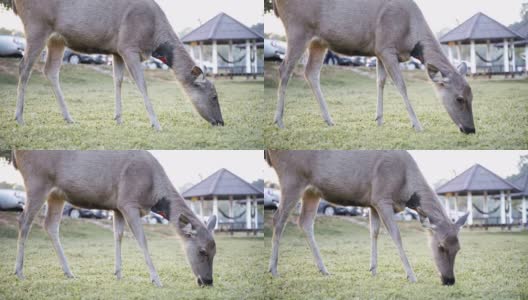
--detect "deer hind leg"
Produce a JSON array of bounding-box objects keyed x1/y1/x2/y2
[
  {"x1": 274, "y1": 31, "x2": 311, "y2": 128},
  {"x1": 113, "y1": 210, "x2": 125, "y2": 279},
  {"x1": 44, "y1": 36, "x2": 74, "y2": 124},
  {"x1": 376, "y1": 60, "x2": 387, "y2": 126},
  {"x1": 377, "y1": 51, "x2": 423, "y2": 131},
  {"x1": 269, "y1": 179, "x2": 306, "y2": 277},
  {"x1": 305, "y1": 42, "x2": 334, "y2": 126},
  {"x1": 112, "y1": 54, "x2": 125, "y2": 125},
  {"x1": 15, "y1": 28, "x2": 51, "y2": 125},
  {"x1": 14, "y1": 181, "x2": 49, "y2": 279},
  {"x1": 45, "y1": 189, "x2": 74, "y2": 278},
  {"x1": 119, "y1": 50, "x2": 161, "y2": 131},
  {"x1": 369, "y1": 207, "x2": 381, "y2": 276},
  {"x1": 299, "y1": 189, "x2": 329, "y2": 275},
  {"x1": 374, "y1": 201, "x2": 417, "y2": 282}
]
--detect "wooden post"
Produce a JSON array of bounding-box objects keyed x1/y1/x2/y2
[
  {"x1": 511, "y1": 40, "x2": 516, "y2": 78},
  {"x1": 456, "y1": 42, "x2": 462, "y2": 63},
  {"x1": 199, "y1": 196, "x2": 204, "y2": 222},
  {"x1": 467, "y1": 192, "x2": 473, "y2": 225},
  {"x1": 190, "y1": 44, "x2": 196, "y2": 61},
  {"x1": 246, "y1": 195, "x2": 251, "y2": 229},
  {"x1": 470, "y1": 40, "x2": 476, "y2": 75},
  {"x1": 444, "y1": 196, "x2": 450, "y2": 218},
  {"x1": 198, "y1": 42, "x2": 204, "y2": 71},
  {"x1": 253, "y1": 40, "x2": 258, "y2": 77},
  {"x1": 228, "y1": 40, "x2": 234, "y2": 75},
  {"x1": 245, "y1": 40, "x2": 251, "y2": 74},
  {"x1": 448, "y1": 45, "x2": 454, "y2": 66},
  {"x1": 500, "y1": 191, "x2": 506, "y2": 224},
  {"x1": 484, "y1": 191, "x2": 489, "y2": 220},
  {"x1": 454, "y1": 193, "x2": 459, "y2": 217},
  {"x1": 212, "y1": 40, "x2": 218, "y2": 75},
  {"x1": 486, "y1": 40, "x2": 491, "y2": 77},
  {"x1": 522, "y1": 196, "x2": 527, "y2": 226},
  {"x1": 525, "y1": 44, "x2": 528, "y2": 74},
  {"x1": 503, "y1": 39, "x2": 509, "y2": 73},
  {"x1": 229, "y1": 195, "x2": 233, "y2": 223},
  {"x1": 507, "y1": 191, "x2": 513, "y2": 224},
  {"x1": 213, "y1": 196, "x2": 218, "y2": 229}
]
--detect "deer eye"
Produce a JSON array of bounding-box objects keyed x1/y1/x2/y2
[
  {"x1": 439, "y1": 246, "x2": 446, "y2": 253},
  {"x1": 199, "y1": 249, "x2": 207, "y2": 256},
  {"x1": 456, "y1": 97, "x2": 464, "y2": 104}
]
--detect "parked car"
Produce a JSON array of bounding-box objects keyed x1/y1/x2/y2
[
  {"x1": 264, "y1": 188, "x2": 280, "y2": 210},
  {"x1": 143, "y1": 211, "x2": 169, "y2": 224},
  {"x1": 63, "y1": 49, "x2": 107, "y2": 65},
  {"x1": 367, "y1": 57, "x2": 377, "y2": 68},
  {"x1": 0, "y1": 35, "x2": 25, "y2": 57},
  {"x1": 264, "y1": 39, "x2": 286, "y2": 61},
  {"x1": 317, "y1": 199, "x2": 358, "y2": 216},
  {"x1": 394, "y1": 208, "x2": 419, "y2": 221},
  {"x1": 143, "y1": 57, "x2": 169, "y2": 70},
  {"x1": 63, "y1": 203, "x2": 108, "y2": 219},
  {"x1": 0, "y1": 189, "x2": 26, "y2": 211}
]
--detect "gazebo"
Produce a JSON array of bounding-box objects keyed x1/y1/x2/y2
[
  {"x1": 510, "y1": 21, "x2": 528, "y2": 74},
  {"x1": 510, "y1": 173, "x2": 528, "y2": 226},
  {"x1": 181, "y1": 13, "x2": 264, "y2": 77},
  {"x1": 440, "y1": 13, "x2": 525, "y2": 77},
  {"x1": 181, "y1": 168, "x2": 263, "y2": 231},
  {"x1": 436, "y1": 164, "x2": 521, "y2": 226}
]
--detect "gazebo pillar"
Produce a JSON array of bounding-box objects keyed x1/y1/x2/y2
[
  {"x1": 228, "y1": 40, "x2": 234, "y2": 69},
  {"x1": 484, "y1": 191, "x2": 489, "y2": 220},
  {"x1": 212, "y1": 40, "x2": 218, "y2": 75},
  {"x1": 444, "y1": 196, "x2": 450, "y2": 218},
  {"x1": 454, "y1": 193, "x2": 459, "y2": 216},
  {"x1": 511, "y1": 40, "x2": 516, "y2": 77},
  {"x1": 467, "y1": 192, "x2": 473, "y2": 225},
  {"x1": 522, "y1": 196, "x2": 527, "y2": 225},
  {"x1": 253, "y1": 40, "x2": 258, "y2": 74},
  {"x1": 503, "y1": 39, "x2": 509, "y2": 73},
  {"x1": 246, "y1": 195, "x2": 252, "y2": 229},
  {"x1": 190, "y1": 44, "x2": 196, "y2": 61},
  {"x1": 213, "y1": 196, "x2": 219, "y2": 229},
  {"x1": 456, "y1": 42, "x2": 462, "y2": 63},
  {"x1": 198, "y1": 42, "x2": 204, "y2": 72},
  {"x1": 245, "y1": 40, "x2": 251, "y2": 74},
  {"x1": 486, "y1": 40, "x2": 492, "y2": 68},
  {"x1": 500, "y1": 191, "x2": 506, "y2": 224},
  {"x1": 229, "y1": 195, "x2": 234, "y2": 223},
  {"x1": 470, "y1": 40, "x2": 476, "y2": 75},
  {"x1": 447, "y1": 43, "x2": 454, "y2": 65},
  {"x1": 254, "y1": 198, "x2": 258, "y2": 229},
  {"x1": 199, "y1": 196, "x2": 204, "y2": 222},
  {"x1": 507, "y1": 192, "x2": 512, "y2": 224},
  {"x1": 525, "y1": 44, "x2": 528, "y2": 73}
]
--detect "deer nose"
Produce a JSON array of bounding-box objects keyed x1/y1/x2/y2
[
  {"x1": 442, "y1": 276, "x2": 455, "y2": 286},
  {"x1": 459, "y1": 126, "x2": 476, "y2": 134},
  {"x1": 211, "y1": 120, "x2": 224, "y2": 126}
]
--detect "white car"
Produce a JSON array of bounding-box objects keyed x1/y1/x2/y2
[
  {"x1": 264, "y1": 39, "x2": 286, "y2": 60},
  {"x1": 0, "y1": 189, "x2": 26, "y2": 211},
  {"x1": 0, "y1": 35, "x2": 25, "y2": 57}
]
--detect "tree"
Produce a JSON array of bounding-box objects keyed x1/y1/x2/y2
[
  {"x1": 0, "y1": 0, "x2": 13, "y2": 10},
  {"x1": 506, "y1": 155, "x2": 528, "y2": 182},
  {"x1": 251, "y1": 23, "x2": 264, "y2": 37},
  {"x1": 522, "y1": 2, "x2": 528, "y2": 21},
  {"x1": 251, "y1": 179, "x2": 264, "y2": 190},
  {"x1": 264, "y1": 0, "x2": 273, "y2": 14}
]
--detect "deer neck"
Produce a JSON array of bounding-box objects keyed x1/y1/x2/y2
[
  {"x1": 416, "y1": 31, "x2": 456, "y2": 75},
  {"x1": 152, "y1": 36, "x2": 197, "y2": 86},
  {"x1": 413, "y1": 189, "x2": 451, "y2": 226}
]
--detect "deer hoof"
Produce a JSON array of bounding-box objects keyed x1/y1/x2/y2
[
  {"x1": 65, "y1": 272, "x2": 75, "y2": 279},
  {"x1": 151, "y1": 277, "x2": 163, "y2": 287},
  {"x1": 412, "y1": 123, "x2": 423, "y2": 132},
  {"x1": 114, "y1": 116, "x2": 122, "y2": 125},
  {"x1": 15, "y1": 271, "x2": 25, "y2": 280},
  {"x1": 325, "y1": 119, "x2": 335, "y2": 127},
  {"x1": 320, "y1": 270, "x2": 331, "y2": 276},
  {"x1": 274, "y1": 119, "x2": 285, "y2": 129},
  {"x1": 151, "y1": 123, "x2": 162, "y2": 131},
  {"x1": 370, "y1": 267, "x2": 377, "y2": 276},
  {"x1": 15, "y1": 117, "x2": 25, "y2": 126},
  {"x1": 407, "y1": 274, "x2": 417, "y2": 283},
  {"x1": 115, "y1": 270, "x2": 122, "y2": 280}
]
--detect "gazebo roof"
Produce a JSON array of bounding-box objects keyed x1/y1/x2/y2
[
  {"x1": 181, "y1": 12, "x2": 264, "y2": 45},
  {"x1": 440, "y1": 12, "x2": 524, "y2": 45},
  {"x1": 436, "y1": 164, "x2": 521, "y2": 195},
  {"x1": 182, "y1": 168, "x2": 263, "y2": 199},
  {"x1": 511, "y1": 173, "x2": 528, "y2": 197}
]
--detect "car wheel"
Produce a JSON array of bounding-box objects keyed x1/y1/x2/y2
[
  {"x1": 69, "y1": 209, "x2": 81, "y2": 219},
  {"x1": 148, "y1": 217, "x2": 157, "y2": 225},
  {"x1": 69, "y1": 55, "x2": 80, "y2": 64},
  {"x1": 324, "y1": 206, "x2": 335, "y2": 216}
]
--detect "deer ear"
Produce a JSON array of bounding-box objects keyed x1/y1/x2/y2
[
  {"x1": 207, "y1": 215, "x2": 217, "y2": 232},
  {"x1": 191, "y1": 66, "x2": 205, "y2": 81},
  {"x1": 457, "y1": 62, "x2": 468, "y2": 76},
  {"x1": 178, "y1": 214, "x2": 196, "y2": 237},
  {"x1": 426, "y1": 63, "x2": 449, "y2": 85},
  {"x1": 421, "y1": 217, "x2": 437, "y2": 231},
  {"x1": 455, "y1": 212, "x2": 469, "y2": 229}
]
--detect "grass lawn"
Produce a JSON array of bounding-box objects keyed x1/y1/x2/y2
[
  {"x1": 264, "y1": 62, "x2": 528, "y2": 149},
  {"x1": 0, "y1": 211, "x2": 265, "y2": 299},
  {"x1": 0, "y1": 58, "x2": 264, "y2": 149},
  {"x1": 263, "y1": 213, "x2": 528, "y2": 299}
]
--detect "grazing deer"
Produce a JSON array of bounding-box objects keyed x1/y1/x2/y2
[
  {"x1": 12, "y1": 0, "x2": 224, "y2": 130},
  {"x1": 266, "y1": 150, "x2": 469, "y2": 285},
  {"x1": 13, "y1": 150, "x2": 217, "y2": 287},
  {"x1": 272, "y1": 0, "x2": 475, "y2": 134}
]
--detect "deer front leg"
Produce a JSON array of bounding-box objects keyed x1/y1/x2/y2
[
  {"x1": 299, "y1": 193, "x2": 329, "y2": 275},
  {"x1": 305, "y1": 42, "x2": 334, "y2": 126},
  {"x1": 112, "y1": 54, "x2": 125, "y2": 125},
  {"x1": 376, "y1": 60, "x2": 387, "y2": 126},
  {"x1": 45, "y1": 196, "x2": 74, "y2": 278},
  {"x1": 375, "y1": 202, "x2": 417, "y2": 282},
  {"x1": 377, "y1": 51, "x2": 423, "y2": 131},
  {"x1": 113, "y1": 210, "x2": 125, "y2": 279},
  {"x1": 369, "y1": 207, "x2": 381, "y2": 276}
]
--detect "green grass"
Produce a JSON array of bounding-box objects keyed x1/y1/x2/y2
[
  {"x1": 263, "y1": 214, "x2": 528, "y2": 300},
  {"x1": 0, "y1": 58, "x2": 264, "y2": 149},
  {"x1": 0, "y1": 211, "x2": 265, "y2": 299},
  {"x1": 264, "y1": 62, "x2": 528, "y2": 149}
]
